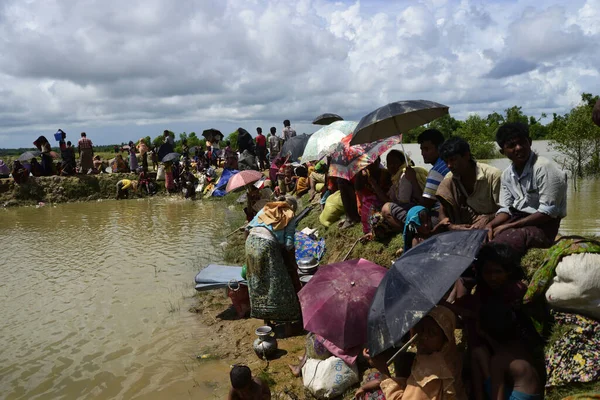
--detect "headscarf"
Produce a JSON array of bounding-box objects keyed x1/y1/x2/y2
[
  {"x1": 403, "y1": 206, "x2": 426, "y2": 252},
  {"x1": 0, "y1": 160, "x2": 9, "y2": 175},
  {"x1": 411, "y1": 305, "x2": 466, "y2": 400},
  {"x1": 257, "y1": 200, "x2": 295, "y2": 230}
]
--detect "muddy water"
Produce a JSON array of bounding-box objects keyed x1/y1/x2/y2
[
  {"x1": 0, "y1": 199, "x2": 236, "y2": 399},
  {"x1": 395, "y1": 140, "x2": 600, "y2": 235}
]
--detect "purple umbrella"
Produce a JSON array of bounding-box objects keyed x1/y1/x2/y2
[{"x1": 298, "y1": 258, "x2": 387, "y2": 350}]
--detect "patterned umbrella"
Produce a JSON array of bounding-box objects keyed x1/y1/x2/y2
[
  {"x1": 226, "y1": 170, "x2": 264, "y2": 193},
  {"x1": 328, "y1": 134, "x2": 402, "y2": 181},
  {"x1": 299, "y1": 258, "x2": 387, "y2": 350},
  {"x1": 300, "y1": 121, "x2": 357, "y2": 163},
  {"x1": 312, "y1": 113, "x2": 344, "y2": 125},
  {"x1": 350, "y1": 100, "x2": 449, "y2": 145}
]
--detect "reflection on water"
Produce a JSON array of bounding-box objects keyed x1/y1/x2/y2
[
  {"x1": 0, "y1": 199, "x2": 234, "y2": 399},
  {"x1": 392, "y1": 140, "x2": 600, "y2": 236}
]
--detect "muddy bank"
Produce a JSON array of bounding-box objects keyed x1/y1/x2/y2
[{"x1": 0, "y1": 174, "x2": 164, "y2": 207}]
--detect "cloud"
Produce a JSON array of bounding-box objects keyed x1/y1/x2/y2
[
  {"x1": 485, "y1": 58, "x2": 539, "y2": 79},
  {"x1": 0, "y1": 0, "x2": 599, "y2": 147}
]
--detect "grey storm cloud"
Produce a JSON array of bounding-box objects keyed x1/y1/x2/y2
[
  {"x1": 0, "y1": 0, "x2": 599, "y2": 147},
  {"x1": 485, "y1": 58, "x2": 539, "y2": 79}
]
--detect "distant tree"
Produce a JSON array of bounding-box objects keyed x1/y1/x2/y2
[
  {"x1": 504, "y1": 106, "x2": 529, "y2": 125},
  {"x1": 453, "y1": 114, "x2": 498, "y2": 159},
  {"x1": 550, "y1": 101, "x2": 600, "y2": 178},
  {"x1": 144, "y1": 136, "x2": 152, "y2": 147},
  {"x1": 226, "y1": 131, "x2": 239, "y2": 151},
  {"x1": 428, "y1": 115, "x2": 462, "y2": 139},
  {"x1": 403, "y1": 126, "x2": 426, "y2": 144},
  {"x1": 528, "y1": 113, "x2": 549, "y2": 140}
]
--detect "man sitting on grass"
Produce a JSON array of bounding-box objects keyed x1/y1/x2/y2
[
  {"x1": 485, "y1": 122, "x2": 567, "y2": 256},
  {"x1": 228, "y1": 365, "x2": 271, "y2": 400}
]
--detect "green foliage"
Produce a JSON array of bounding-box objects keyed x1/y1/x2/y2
[
  {"x1": 550, "y1": 96, "x2": 600, "y2": 178},
  {"x1": 226, "y1": 131, "x2": 239, "y2": 151},
  {"x1": 453, "y1": 115, "x2": 499, "y2": 159},
  {"x1": 428, "y1": 115, "x2": 463, "y2": 139}
]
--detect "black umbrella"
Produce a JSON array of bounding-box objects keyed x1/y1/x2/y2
[
  {"x1": 18, "y1": 150, "x2": 42, "y2": 162},
  {"x1": 350, "y1": 100, "x2": 449, "y2": 145},
  {"x1": 367, "y1": 229, "x2": 486, "y2": 356},
  {"x1": 236, "y1": 128, "x2": 256, "y2": 155},
  {"x1": 278, "y1": 133, "x2": 311, "y2": 162},
  {"x1": 312, "y1": 113, "x2": 344, "y2": 125},
  {"x1": 162, "y1": 152, "x2": 181, "y2": 163},
  {"x1": 202, "y1": 129, "x2": 224, "y2": 143},
  {"x1": 157, "y1": 142, "x2": 174, "y2": 160}
]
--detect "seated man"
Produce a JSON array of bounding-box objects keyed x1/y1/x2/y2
[
  {"x1": 380, "y1": 129, "x2": 449, "y2": 230},
  {"x1": 486, "y1": 122, "x2": 567, "y2": 256},
  {"x1": 436, "y1": 137, "x2": 502, "y2": 230}
]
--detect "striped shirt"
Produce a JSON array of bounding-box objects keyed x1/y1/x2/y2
[
  {"x1": 78, "y1": 137, "x2": 93, "y2": 149},
  {"x1": 423, "y1": 158, "x2": 450, "y2": 199}
]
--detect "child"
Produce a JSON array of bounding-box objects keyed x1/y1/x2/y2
[
  {"x1": 366, "y1": 305, "x2": 466, "y2": 400},
  {"x1": 402, "y1": 206, "x2": 433, "y2": 253},
  {"x1": 228, "y1": 365, "x2": 271, "y2": 400},
  {"x1": 472, "y1": 302, "x2": 542, "y2": 400}
]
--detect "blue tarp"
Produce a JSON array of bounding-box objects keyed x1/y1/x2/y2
[
  {"x1": 194, "y1": 264, "x2": 246, "y2": 291},
  {"x1": 211, "y1": 168, "x2": 239, "y2": 197}
]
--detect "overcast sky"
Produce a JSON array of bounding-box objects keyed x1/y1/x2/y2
[{"x1": 1, "y1": 0, "x2": 599, "y2": 148}]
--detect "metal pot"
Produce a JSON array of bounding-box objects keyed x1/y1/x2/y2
[
  {"x1": 297, "y1": 257, "x2": 319, "y2": 275},
  {"x1": 253, "y1": 326, "x2": 278, "y2": 360}
]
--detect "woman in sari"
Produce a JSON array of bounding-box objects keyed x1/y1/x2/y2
[
  {"x1": 245, "y1": 196, "x2": 302, "y2": 330},
  {"x1": 128, "y1": 141, "x2": 139, "y2": 172}
]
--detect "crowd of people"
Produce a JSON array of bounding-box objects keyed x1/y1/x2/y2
[{"x1": 226, "y1": 120, "x2": 599, "y2": 400}]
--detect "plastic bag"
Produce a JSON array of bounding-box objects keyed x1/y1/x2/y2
[
  {"x1": 156, "y1": 165, "x2": 165, "y2": 181},
  {"x1": 546, "y1": 253, "x2": 600, "y2": 320},
  {"x1": 319, "y1": 191, "x2": 345, "y2": 227},
  {"x1": 302, "y1": 356, "x2": 359, "y2": 399}
]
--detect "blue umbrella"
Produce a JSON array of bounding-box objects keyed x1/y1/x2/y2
[{"x1": 367, "y1": 230, "x2": 486, "y2": 356}]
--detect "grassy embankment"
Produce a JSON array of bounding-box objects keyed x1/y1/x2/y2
[{"x1": 194, "y1": 192, "x2": 600, "y2": 399}]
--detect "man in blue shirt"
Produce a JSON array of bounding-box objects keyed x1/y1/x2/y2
[{"x1": 486, "y1": 122, "x2": 567, "y2": 256}]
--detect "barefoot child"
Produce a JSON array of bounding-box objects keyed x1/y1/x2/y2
[{"x1": 228, "y1": 365, "x2": 271, "y2": 400}]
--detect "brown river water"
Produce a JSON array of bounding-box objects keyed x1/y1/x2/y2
[
  {"x1": 0, "y1": 141, "x2": 598, "y2": 399},
  {"x1": 0, "y1": 199, "x2": 236, "y2": 399}
]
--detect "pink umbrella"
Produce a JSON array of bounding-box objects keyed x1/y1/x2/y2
[
  {"x1": 226, "y1": 170, "x2": 264, "y2": 193},
  {"x1": 298, "y1": 258, "x2": 387, "y2": 350}
]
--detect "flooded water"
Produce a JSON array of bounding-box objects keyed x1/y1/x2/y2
[
  {"x1": 393, "y1": 140, "x2": 600, "y2": 236},
  {"x1": 0, "y1": 199, "x2": 235, "y2": 399}
]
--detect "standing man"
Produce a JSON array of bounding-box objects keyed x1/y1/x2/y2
[
  {"x1": 268, "y1": 127, "x2": 281, "y2": 161},
  {"x1": 163, "y1": 130, "x2": 174, "y2": 146},
  {"x1": 255, "y1": 127, "x2": 268, "y2": 170},
  {"x1": 485, "y1": 122, "x2": 567, "y2": 256},
  {"x1": 593, "y1": 98, "x2": 600, "y2": 127},
  {"x1": 282, "y1": 119, "x2": 296, "y2": 141},
  {"x1": 78, "y1": 132, "x2": 94, "y2": 174}
]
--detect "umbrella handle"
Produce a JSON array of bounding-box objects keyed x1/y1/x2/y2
[
  {"x1": 392, "y1": 118, "x2": 412, "y2": 167},
  {"x1": 387, "y1": 334, "x2": 418, "y2": 365}
]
